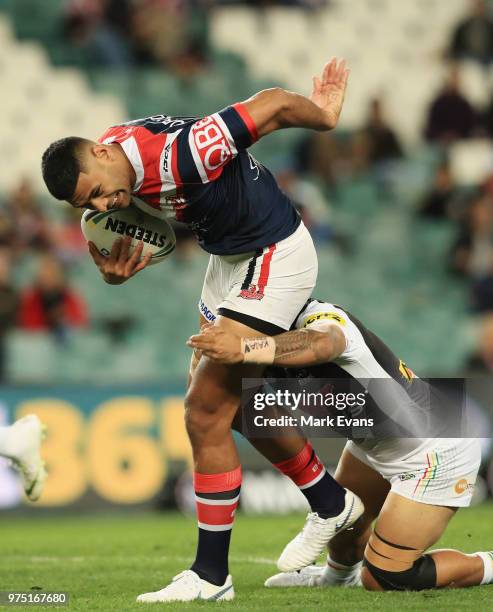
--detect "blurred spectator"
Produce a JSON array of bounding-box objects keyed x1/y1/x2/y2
[
  {"x1": 18, "y1": 254, "x2": 88, "y2": 343},
  {"x1": 449, "y1": 0, "x2": 493, "y2": 65},
  {"x1": 276, "y1": 167, "x2": 333, "y2": 243},
  {"x1": 0, "y1": 250, "x2": 18, "y2": 382},
  {"x1": 0, "y1": 211, "x2": 15, "y2": 250},
  {"x1": 471, "y1": 263, "x2": 493, "y2": 312},
  {"x1": 6, "y1": 178, "x2": 50, "y2": 253},
  {"x1": 62, "y1": 0, "x2": 132, "y2": 67},
  {"x1": 479, "y1": 95, "x2": 493, "y2": 139},
  {"x1": 424, "y1": 65, "x2": 479, "y2": 144},
  {"x1": 294, "y1": 132, "x2": 346, "y2": 193},
  {"x1": 419, "y1": 162, "x2": 461, "y2": 220},
  {"x1": 450, "y1": 192, "x2": 493, "y2": 276},
  {"x1": 52, "y1": 208, "x2": 90, "y2": 264},
  {"x1": 465, "y1": 314, "x2": 493, "y2": 374},
  {"x1": 131, "y1": 0, "x2": 209, "y2": 73},
  {"x1": 353, "y1": 98, "x2": 403, "y2": 169}
]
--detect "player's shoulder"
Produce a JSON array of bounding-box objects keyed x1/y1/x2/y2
[
  {"x1": 99, "y1": 116, "x2": 199, "y2": 143},
  {"x1": 295, "y1": 299, "x2": 350, "y2": 330},
  {"x1": 123, "y1": 115, "x2": 198, "y2": 134}
]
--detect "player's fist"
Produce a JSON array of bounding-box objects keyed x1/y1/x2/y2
[
  {"x1": 187, "y1": 324, "x2": 244, "y2": 364},
  {"x1": 88, "y1": 236, "x2": 152, "y2": 284}
]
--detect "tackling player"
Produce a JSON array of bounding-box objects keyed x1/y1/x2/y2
[
  {"x1": 41, "y1": 59, "x2": 364, "y2": 602},
  {"x1": 188, "y1": 299, "x2": 491, "y2": 592},
  {"x1": 0, "y1": 415, "x2": 46, "y2": 502}
]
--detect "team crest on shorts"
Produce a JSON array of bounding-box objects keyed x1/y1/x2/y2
[{"x1": 238, "y1": 284, "x2": 265, "y2": 300}]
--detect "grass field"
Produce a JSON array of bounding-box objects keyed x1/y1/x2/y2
[{"x1": 1, "y1": 505, "x2": 492, "y2": 611}]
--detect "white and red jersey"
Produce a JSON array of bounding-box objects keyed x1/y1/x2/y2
[{"x1": 98, "y1": 104, "x2": 300, "y2": 255}]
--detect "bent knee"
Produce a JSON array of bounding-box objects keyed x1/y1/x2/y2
[
  {"x1": 362, "y1": 555, "x2": 437, "y2": 591},
  {"x1": 184, "y1": 390, "x2": 237, "y2": 441}
]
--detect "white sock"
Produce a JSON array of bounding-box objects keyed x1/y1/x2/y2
[
  {"x1": 475, "y1": 552, "x2": 493, "y2": 585},
  {"x1": 322, "y1": 554, "x2": 362, "y2": 586},
  {"x1": 0, "y1": 425, "x2": 12, "y2": 457}
]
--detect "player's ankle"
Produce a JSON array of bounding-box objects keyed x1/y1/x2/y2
[
  {"x1": 312, "y1": 489, "x2": 348, "y2": 519},
  {"x1": 327, "y1": 552, "x2": 361, "y2": 572},
  {"x1": 190, "y1": 564, "x2": 228, "y2": 587}
]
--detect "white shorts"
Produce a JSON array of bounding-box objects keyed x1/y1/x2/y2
[
  {"x1": 345, "y1": 437, "x2": 481, "y2": 508},
  {"x1": 199, "y1": 222, "x2": 318, "y2": 334}
]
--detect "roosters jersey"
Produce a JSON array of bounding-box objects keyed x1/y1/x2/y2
[{"x1": 98, "y1": 104, "x2": 300, "y2": 255}]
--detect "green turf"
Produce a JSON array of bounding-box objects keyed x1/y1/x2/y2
[{"x1": 1, "y1": 505, "x2": 492, "y2": 611}]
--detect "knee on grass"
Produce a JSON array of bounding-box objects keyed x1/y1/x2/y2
[{"x1": 362, "y1": 555, "x2": 437, "y2": 591}]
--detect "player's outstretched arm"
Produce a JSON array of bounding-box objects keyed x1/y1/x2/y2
[
  {"x1": 187, "y1": 324, "x2": 346, "y2": 367},
  {"x1": 243, "y1": 57, "x2": 349, "y2": 138},
  {"x1": 88, "y1": 235, "x2": 152, "y2": 284}
]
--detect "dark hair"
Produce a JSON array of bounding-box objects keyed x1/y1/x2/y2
[{"x1": 41, "y1": 137, "x2": 90, "y2": 201}]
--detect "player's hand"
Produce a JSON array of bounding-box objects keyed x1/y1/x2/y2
[
  {"x1": 187, "y1": 324, "x2": 244, "y2": 364},
  {"x1": 88, "y1": 236, "x2": 152, "y2": 284},
  {"x1": 310, "y1": 57, "x2": 349, "y2": 129}
]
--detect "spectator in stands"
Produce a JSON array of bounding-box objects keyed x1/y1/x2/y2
[
  {"x1": 52, "y1": 208, "x2": 90, "y2": 264},
  {"x1": 275, "y1": 167, "x2": 334, "y2": 243},
  {"x1": 6, "y1": 178, "x2": 50, "y2": 253},
  {"x1": 294, "y1": 132, "x2": 344, "y2": 194},
  {"x1": 471, "y1": 264, "x2": 493, "y2": 312},
  {"x1": 450, "y1": 191, "x2": 493, "y2": 277},
  {"x1": 0, "y1": 250, "x2": 18, "y2": 382},
  {"x1": 354, "y1": 97, "x2": 403, "y2": 168},
  {"x1": 0, "y1": 211, "x2": 15, "y2": 250},
  {"x1": 449, "y1": 0, "x2": 493, "y2": 65},
  {"x1": 130, "y1": 0, "x2": 209, "y2": 74},
  {"x1": 424, "y1": 65, "x2": 479, "y2": 144},
  {"x1": 419, "y1": 161, "x2": 461, "y2": 220},
  {"x1": 465, "y1": 314, "x2": 493, "y2": 374},
  {"x1": 18, "y1": 254, "x2": 88, "y2": 343},
  {"x1": 62, "y1": 0, "x2": 132, "y2": 67}
]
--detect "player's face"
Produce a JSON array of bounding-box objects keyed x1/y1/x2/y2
[{"x1": 71, "y1": 145, "x2": 133, "y2": 212}]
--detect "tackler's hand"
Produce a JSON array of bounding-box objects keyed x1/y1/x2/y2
[{"x1": 187, "y1": 324, "x2": 244, "y2": 364}]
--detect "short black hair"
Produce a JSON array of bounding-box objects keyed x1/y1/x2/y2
[{"x1": 41, "y1": 136, "x2": 90, "y2": 201}]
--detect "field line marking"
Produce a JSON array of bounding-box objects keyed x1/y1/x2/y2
[{"x1": 10, "y1": 554, "x2": 276, "y2": 566}]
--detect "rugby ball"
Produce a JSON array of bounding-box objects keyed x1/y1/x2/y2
[{"x1": 81, "y1": 205, "x2": 176, "y2": 265}]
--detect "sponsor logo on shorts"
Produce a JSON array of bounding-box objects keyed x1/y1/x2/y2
[
  {"x1": 238, "y1": 284, "x2": 265, "y2": 301},
  {"x1": 398, "y1": 473, "x2": 416, "y2": 481},
  {"x1": 454, "y1": 478, "x2": 474, "y2": 495},
  {"x1": 199, "y1": 300, "x2": 216, "y2": 322}
]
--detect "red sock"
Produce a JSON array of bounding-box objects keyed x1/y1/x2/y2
[
  {"x1": 191, "y1": 466, "x2": 242, "y2": 586},
  {"x1": 274, "y1": 442, "x2": 345, "y2": 517}
]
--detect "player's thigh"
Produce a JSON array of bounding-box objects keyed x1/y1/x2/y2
[
  {"x1": 186, "y1": 315, "x2": 267, "y2": 420},
  {"x1": 334, "y1": 446, "x2": 390, "y2": 521},
  {"x1": 372, "y1": 492, "x2": 456, "y2": 553}
]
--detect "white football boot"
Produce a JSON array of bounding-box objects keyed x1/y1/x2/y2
[
  {"x1": 265, "y1": 565, "x2": 327, "y2": 588},
  {"x1": 3, "y1": 415, "x2": 47, "y2": 502},
  {"x1": 265, "y1": 560, "x2": 362, "y2": 588},
  {"x1": 277, "y1": 489, "x2": 364, "y2": 572},
  {"x1": 136, "y1": 570, "x2": 234, "y2": 603}
]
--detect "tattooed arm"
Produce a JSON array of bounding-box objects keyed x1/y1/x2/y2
[{"x1": 187, "y1": 323, "x2": 346, "y2": 366}]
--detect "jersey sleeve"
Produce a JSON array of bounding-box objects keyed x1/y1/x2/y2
[
  {"x1": 299, "y1": 307, "x2": 363, "y2": 361},
  {"x1": 178, "y1": 103, "x2": 259, "y2": 184}
]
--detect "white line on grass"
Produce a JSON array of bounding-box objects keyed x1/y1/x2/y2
[{"x1": 10, "y1": 555, "x2": 277, "y2": 566}]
